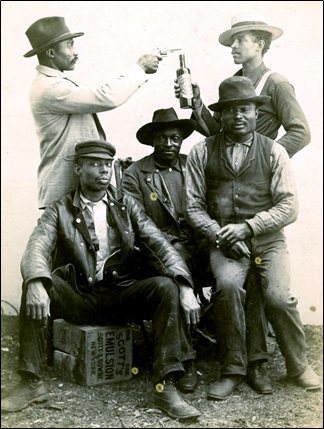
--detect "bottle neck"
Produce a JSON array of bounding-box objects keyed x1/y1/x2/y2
[{"x1": 179, "y1": 55, "x2": 186, "y2": 68}]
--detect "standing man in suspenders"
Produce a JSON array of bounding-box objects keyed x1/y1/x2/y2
[{"x1": 175, "y1": 11, "x2": 311, "y2": 158}]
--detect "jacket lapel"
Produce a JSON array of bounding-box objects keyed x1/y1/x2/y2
[{"x1": 72, "y1": 190, "x2": 95, "y2": 250}]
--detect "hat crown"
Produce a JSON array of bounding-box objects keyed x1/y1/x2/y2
[
  {"x1": 218, "y1": 76, "x2": 258, "y2": 103},
  {"x1": 231, "y1": 11, "x2": 268, "y2": 28},
  {"x1": 26, "y1": 17, "x2": 71, "y2": 50},
  {"x1": 75, "y1": 140, "x2": 116, "y2": 159},
  {"x1": 151, "y1": 107, "x2": 180, "y2": 124}
]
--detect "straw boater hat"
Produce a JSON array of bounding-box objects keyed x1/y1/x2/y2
[
  {"x1": 218, "y1": 11, "x2": 283, "y2": 47},
  {"x1": 24, "y1": 16, "x2": 84, "y2": 58},
  {"x1": 136, "y1": 108, "x2": 196, "y2": 146},
  {"x1": 208, "y1": 76, "x2": 271, "y2": 112}
]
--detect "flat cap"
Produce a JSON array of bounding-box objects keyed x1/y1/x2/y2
[{"x1": 75, "y1": 139, "x2": 116, "y2": 160}]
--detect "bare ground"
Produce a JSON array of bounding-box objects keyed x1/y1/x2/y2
[{"x1": 1, "y1": 315, "x2": 323, "y2": 428}]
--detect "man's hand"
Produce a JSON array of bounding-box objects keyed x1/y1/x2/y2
[
  {"x1": 26, "y1": 280, "x2": 50, "y2": 327},
  {"x1": 216, "y1": 223, "x2": 252, "y2": 248},
  {"x1": 174, "y1": 80, "x2": 202, "y2": 110},
  {"x1": 137, "y1": 54, "x2": 162, "y2": 74},
  {"x1": 223, "y1": 241, "x2": 251, "y2": 260},
  {"x1": 179, "y1": 285, "x2": 201, "y2": 332}
]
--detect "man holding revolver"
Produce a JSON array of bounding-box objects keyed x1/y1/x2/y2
[
  {"x1": 185, "y1": 76, "x2": 320, "y2": 400},
  {"x1": 24, "y1": 16, "x2": 163, "y2": 209}
]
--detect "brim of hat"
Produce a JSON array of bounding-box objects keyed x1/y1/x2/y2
[
  {"x1": 64, "y1": 153, "x2": 114, "y2": 162},
  {"x1": 208, "y1": 95, "x2": 271, "y2": 112},
  {"x1": 219, "y1": 25, "x2": 283, "y2": 47},
  {"x1": 24, "y1": 32, "x2": 84, "y2": 58},
  {"x1": 136, "y1": 119, "x2": 196, "y2": 146}
]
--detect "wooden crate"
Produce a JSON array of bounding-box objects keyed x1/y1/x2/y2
[{"x1": 53, "y1": 319, "x2": 132, "y2": 386}]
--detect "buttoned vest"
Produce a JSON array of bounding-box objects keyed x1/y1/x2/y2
[{"x1": 205, "y1": 131, "x2": 274, "y2": 226}]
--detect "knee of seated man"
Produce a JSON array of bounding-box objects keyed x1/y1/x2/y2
[
  {"x1": 153, "y1": 276, "x2": 179, "y2": 299},
  {"x1": 213, "y1": 278, "x2": 245, "y2": 296}
]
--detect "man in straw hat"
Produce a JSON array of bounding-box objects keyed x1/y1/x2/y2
[
  {"x1": 24, "y1": 16, "x2": 162, "y2": 209},
  {"x1": 185, "y1": 76, "x2": 321, "y2": 400},
  {"x1": 175, "y1": 11, "x2": 310, "y2": 158},
  {"x1": 1, "y1": 139, "x2": 201, "y2": 420},
  {"x1": 122, "y1": 108, "x2": 213, "y2": 392}
]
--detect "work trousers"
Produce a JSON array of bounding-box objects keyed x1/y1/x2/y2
[
  {"x1": 18, "y1": 275, "x2": 195, "y2": 385},
  {"x1": 210, "y1": 235, "x2": 308, "y2": 378}
]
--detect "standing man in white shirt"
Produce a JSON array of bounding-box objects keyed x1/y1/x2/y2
[{"x1": 24, "y1": 16, "x2": 162, "y2": 208}]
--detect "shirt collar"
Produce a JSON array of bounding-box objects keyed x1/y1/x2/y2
[
  {"x1": 225, "y1": 133, "x2": 253, "y2": 148},
  {"x1": 155, "y1": 157, "x2": 181, "y2": 172},
  {"x1": 243, "y1": 62, "x2": 267, "y2": 87},
  {"x1": 36, "y1": 64, "x2": 66, "y2": 79},
  {"x1": 80, "y1": 192, "x2": 108, "y2": 211}
]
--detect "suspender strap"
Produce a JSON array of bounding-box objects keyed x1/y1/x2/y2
[{"x1": 255, "y1": 70, "x2": 274, "y2": 95}]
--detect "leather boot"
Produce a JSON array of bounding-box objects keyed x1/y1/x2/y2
[{"x1": 176, "y1": 360, "x2": 198, "y2": 393}]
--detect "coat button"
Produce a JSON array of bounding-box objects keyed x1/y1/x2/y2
[
  {"x1": 80, "y1": 242, "x2": 84, "y2": 246},
  {"x1": 121, "y1": 206, "x2": 126, "y2": 210},
  {"x1": 110, "y1": 202, "x2": 114, "y2": 206},
  {"x1": 88, "y1": 277, "x2": 93, "y2": 282},
  {"x1": 125, "y1": 231, "x2": 129, "y2": 235},
  {"x1": 76, "y1": 218, "x2": 81, "y2": 223},
  {"x1": 154, "y1": 169, "x2": 159, "y2": 173},
  {"x1": 162, "y1": 198, "x2": 167, "y2": 202},
  {"x1": 147, "y1": 178, "x2": 151, "y2": 182},
  {"x1": 112, "y1": 271, "x2": 117, "y2": 276}
]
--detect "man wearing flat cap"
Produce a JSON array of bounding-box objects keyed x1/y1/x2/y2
[
  {"x1": 175, "y1": 11, "x2": 310, "y2": 158},
  {"x1": 186, "y1": 76, "x2": 321, "y2": 400},
  {"x1": 24, "y1": 16, "x2": 162, "y2": 209},
  {"x1": 1, "y1": 139, "x2": 201, "y2": 420}
]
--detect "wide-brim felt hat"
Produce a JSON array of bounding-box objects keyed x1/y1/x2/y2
[
  {"x1": 208, "y1": 76, "x2": 271, "y2": 112},
  {"x1": 136, "y1": 107, "x2": 196, "y2": 146},
  {"x1": 219, "y1": 11, "x2": 283, "y2": 47},
  {"x1": 24, "y1": 16, "x2": 84, "y2": 58},
  {"x1": 64, "y1": 139, "x2": 116, "y2": 162}
]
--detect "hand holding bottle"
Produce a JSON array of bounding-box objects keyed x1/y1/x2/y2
[{"x1": 174, "y1": 79, "x2": 203, "y2": 110}]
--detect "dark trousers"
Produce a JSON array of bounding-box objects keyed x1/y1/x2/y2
[
  {"x1": 209, "y1": 237, "x2": 308, "y2": 378},
  {"x1": 18, "y1": 275, "x2": 195, "y2": 385}
]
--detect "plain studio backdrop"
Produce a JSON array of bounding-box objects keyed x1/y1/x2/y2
[{"x1": 1, "y1": 1, "x2": 323, "y2": 324}]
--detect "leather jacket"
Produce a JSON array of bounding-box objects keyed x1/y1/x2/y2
[{"x1": 20, "y1": 185, "x2": 194, "y2": 294}]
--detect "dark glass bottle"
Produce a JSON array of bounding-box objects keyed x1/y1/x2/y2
[{"x1": 176, "y1": 54, "x2": 193, "y2": 109}]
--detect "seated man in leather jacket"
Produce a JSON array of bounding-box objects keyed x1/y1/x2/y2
[{"x1": 1, "y1": 139, "x2": 201, "y2": 420}]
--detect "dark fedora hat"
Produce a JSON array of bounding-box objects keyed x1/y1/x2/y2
[
  {"x1": 219, "y1": 11, "x2": 283, "y2": 47},
  {"x1": 208, "y1": 76, "x2": 271, "y2": 112},
  {"x1": 64, "y1": 139, "x2": 116, "y2": 162},
  {"x1": 24, "y1": 16, "x2": 84, "y2": 58},
  {"x1": 136, "y1": 108, "x2": 196, "y2": 146}
]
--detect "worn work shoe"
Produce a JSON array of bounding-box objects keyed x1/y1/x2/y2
[
  {"x1": 149, "y1": 384, "x2": 201, "y2": 420},
  {"x1": 293, "y1": 366, "x2": 321, "y2": 391},
  {"x1": 1, "y1": 379, "x2": 49, "y2": 412},
  {"x1": 247, "y1": 362, "x2": 273, "y2": 394},
  {"x1": 176, "y1": 360, "x2": 198, "y2": 393},
  {"x1": 207, "y1": 375, "x2": 245, "y2": 400}
]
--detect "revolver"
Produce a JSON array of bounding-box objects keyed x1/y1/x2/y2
[{"x1": 154, "y1": 47, "x2": 182, "y2": 57}]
